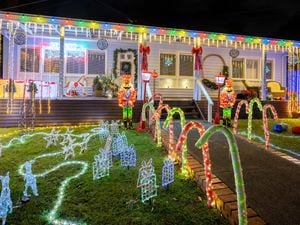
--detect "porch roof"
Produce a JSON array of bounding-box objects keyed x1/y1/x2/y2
[{"x1": 0, "y1": 10, "x2": 299, "y2": 51}]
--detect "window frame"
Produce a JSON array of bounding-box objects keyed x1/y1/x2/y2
[
  {"x1": 231, "y1": 57, "x2": 261, "y2": 81},
  {"x1": 18, "y1": 45, "x2": 41, "y2": 74},
  {"x1": 265, "y1": 59, "x2": 275, "y2": 81},
  {"x1": 86, "y1": 49, "x2": 107, "y2": 75}
]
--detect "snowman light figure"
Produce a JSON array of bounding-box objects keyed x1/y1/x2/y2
[{"x1": 23, "y1": 161, "x2": 38, "y2": 198}]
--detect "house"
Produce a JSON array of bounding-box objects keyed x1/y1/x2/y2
[{"x1": 0, "y1": 10, "x2": 299, "y2": 124}]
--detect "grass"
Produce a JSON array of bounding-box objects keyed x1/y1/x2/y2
[
  {"x1": 0, "y1": 125, "x2": 228, "y2": 225},
  {"x1": 235, "y1": 118, "x2": 300, "y2": 158}
]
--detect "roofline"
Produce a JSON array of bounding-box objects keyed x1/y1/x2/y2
[{"x1": 0, "y1": 10, "x2": 299, "y2": 49}]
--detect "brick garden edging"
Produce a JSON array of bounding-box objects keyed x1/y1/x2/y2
[{"x1": 153, "y1": 126, "x2": 266, "y2": 225}]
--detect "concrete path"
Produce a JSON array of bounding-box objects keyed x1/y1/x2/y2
[{"x1": 169, "y1": 120, "x2": 300, "y2": 225}]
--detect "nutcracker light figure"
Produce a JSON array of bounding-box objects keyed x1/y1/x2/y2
[
  {"x1": 117, "y1": 74, "x2": 137, "y2": 129},
  {"x1": 220, "y1": 79, "x2": 236, "y2": 127}
]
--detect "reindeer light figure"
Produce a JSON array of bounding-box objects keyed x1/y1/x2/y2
[
  {"x1": 0, "y1": 172, "x2": 12, "y2": 225},
  {"x1": 23, "y1": 161, "x2": 38, "y2": 197}
]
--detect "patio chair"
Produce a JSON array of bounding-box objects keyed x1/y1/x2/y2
[{"x1": 267, "y1": 81, "x2": 286, "y2": 100}]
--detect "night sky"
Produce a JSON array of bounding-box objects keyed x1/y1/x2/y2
[{"x1": 1, "y1": 0, "x2": 300, "y2": 41}]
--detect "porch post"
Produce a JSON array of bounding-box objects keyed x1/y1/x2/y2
[
  {"x1": 137, "y1": 35, "x2": 142, "y2": 100},
  {"x1": 58, "y1": 26, "x2": 65, "y2": 99},
  {"x1": 261, "y1": 44, "x2": 266, "y2": 100}
]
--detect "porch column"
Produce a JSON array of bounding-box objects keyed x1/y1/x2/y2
[
  {"x1": 137, "y1": 35, "x2": 143, "y2": 100},
  {"x1": 261, "y1": 44, "x2": 266, "y2": 100},
  {"x1": 58, "y1": 26, "x2": 65, "y2": 99}
]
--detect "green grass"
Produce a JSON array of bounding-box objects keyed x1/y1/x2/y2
[
  {"x1": 235, "y1": 118, "x2": 300, "y2": 158},
  {"x1": 0, "y1": 126, "x2": 228, "y2": 225}
]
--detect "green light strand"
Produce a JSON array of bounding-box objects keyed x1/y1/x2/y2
[{"x1": 195, "y1": 125, "x2": 247, "y2": 225}]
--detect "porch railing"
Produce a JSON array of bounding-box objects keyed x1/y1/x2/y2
[{"x1": 195, "y1": 79, "x2": 214, "y2": 123}]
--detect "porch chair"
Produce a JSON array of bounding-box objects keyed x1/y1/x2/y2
[{"x1": 267, "y1": 81, "x2": 286, "y2": 100}]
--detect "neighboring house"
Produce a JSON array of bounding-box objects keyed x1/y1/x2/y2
[{"x1": 0, "y1": 10, "x2": 298, "y2": 109}]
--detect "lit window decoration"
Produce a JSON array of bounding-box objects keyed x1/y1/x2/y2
[
  {"x1": 195, "y1": 125, "x2": 247, "y2": 225},
  {"x1": 120, "y1": 144, "x2": 137, "y2": 168},
  {"x1": 0, "y1": 172, "x2": 13, "y2": 225},
  {"x1": 161, "y1": 158, "x2": 175, "y2": 187},
  {"x1": 164, "y1": 57, "x2": 173, "y2": 67},
  {"x1": 248, "y1": 98, "x2": 263, "y2": 140},
  {"x1": 110, "y1": 120, "x2": 120, "y2": 136},
  {"x1": 93, "y1": 148, "x2": 110, "y2": 180},
  {"x1": 23, "y1": 161, "x2": 39, "y2": 198},
  {"x1": 233, "y1": 100, "x2": 249, "y2": 134},
  {"x1": 137, "y1": 159, "x2": 157, "y2": 203},
  {"x1": 43, "y1": 128, "x2": 60, "y2": 148},
  {"x1": 262, "y1": 104, "x2": 278, "y2": 149}
]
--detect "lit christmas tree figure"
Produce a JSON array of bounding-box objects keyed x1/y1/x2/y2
[
  {"x1": 137, "y1": 159, "x2": 157, "y2": 203},
  {"x1": 23, "y1": 161, "x2": 38, "y2": 198},
  {"x1": 120, "y1": 144, "x2": 137, "y2": 168},
  {"x1": 161, "y1": 158, "x2": 175, "y2": 188},
  {"x1": 93, "y1": 149, "x2": 110, "y2": 180},
  {"x1": 0, "y1": 172, "x2": 12, "y2": 225}
]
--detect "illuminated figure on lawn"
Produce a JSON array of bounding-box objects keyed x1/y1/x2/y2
[
  {"x1": 117, "y1": 74, "x2": 137, "y2": 129},
  {"x1": 137, "y1": 159, "x2": 157, "y2": 203},
  {"x1": 161, "y1": 158, "x2": 175, "y2": 187},
  {"x1": 23, "y1": 161, "x2": 38, "y2": 197},
  {"x1": 120, "y1": 144, "x2": 137, "y2": 168},
  {"x1": 98, "y1": 121, "x2": 110, "y2": 141},
  {"x1": 112, "y1": 132, "x2": 127, "y2": 157},
  {"x1": 44, "y1": 128, "x2": 60, "y2": 148},
  {"x1": 93, "y1": 149, "x2": 110, "y2": 180},
  {"x1": 0, "y1": 172, "x2": 12, "y2": 225},
  {"x1": 110, "y1": 120, "x2": 120, "y2": 136},
  {"x1": 220, "y1": 79, "x2": 236, "y2": 127}
]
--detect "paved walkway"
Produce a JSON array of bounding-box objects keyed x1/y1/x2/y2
[{"x1": 169, "y1": 120, "x2": 300, "y2": 225}]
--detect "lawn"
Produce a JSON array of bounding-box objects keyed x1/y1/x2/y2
[
  {"x1": 235, "y1": 118, "x2": 300, "y2": 158},
  {"x1": 0, "y1": 125, "x2": 228, "y2": 225}
]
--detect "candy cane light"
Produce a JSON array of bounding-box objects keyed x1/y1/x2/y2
[
  {"x1": 262, "y1": 104, "x2": 278, "y2": 149},
  {"x1": 163, "y1": 107, "x2": 187, "y2": 171},
  {"x1": 196, "y1": 125, "x2": 247, "y2": 225},
  {"x1": 141, "y1": 102, "x2": 161, "y2": 147},
  {"x1": 148, "y1": 93, "x2": 163, "y2": 105},
  {"x1": 176, "y1": 121, "x2": 213, "y2": 208},
  {"x1": 152, "y1": 104, "x2": 174, "y2": 155},
  {"x1": 233, "y1": 100, "x2": 249, "y2": 134},
  {"x1": 248, "y1": 98, "x2": 263, "y2": 140}
]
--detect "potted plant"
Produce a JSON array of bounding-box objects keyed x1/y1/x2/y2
[{"x1": 93, "y1": 76, "x2": 103, "y2": 97}]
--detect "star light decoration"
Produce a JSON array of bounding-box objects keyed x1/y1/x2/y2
[
  {"x1": 79, "y1": 134, "x2": 89, "y2": 154},
  {"x1": 137, "y1": 159, "x2": 158, "y2": 203},
  {"x1": 161, "y1": 158, "x2": 175, "y2": 187},
  {"x1": 62, "y1": 137, "x2": 76, "y2": 160},
  {"x1": 43, "y1": 128, "x2": 60, "y2": 148},
  {"x1": 61, "y1": 128, "x2": 74, "y2": 145},
  {"x1": 93, "y1": 148, "x2": 110, "y2": 180},
  {"x1": 23, "y1": 161, "x2": 39, "y2": 197},
  {"x1": 120, "y1": 144, "x2": 137, "y2": 168},
  {"x1": 0, "y1": 172, "x2": 13, "y2": 225}
]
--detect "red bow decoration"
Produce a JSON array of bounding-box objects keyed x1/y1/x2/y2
[
  {"x1": 192, "y1": 47, "x2": 203, "y2": 70},
  {"x1": 139, "y1": 44, "x2": 150, "y2": 71}
]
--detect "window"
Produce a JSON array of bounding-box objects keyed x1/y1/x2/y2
[
  {"x1": 160, "y1": 53, "x2": 176, "y2": 76},
  {"x1": 265, "y1": 60, "x2": 273, "y2": 80},
  {"x1": 66, "y1": 50, "x2": 85, "y2": 74},
  {"x1": 232, "y1": 58, "x2": 244, "y2": 79},
  {"x1": 179, "y1": 54, "x2": 193, "y2": 76},
  {"x1": 246, "y1": 59, "x2": 259, "y2": 79},
  {"x1": 44, "y1": 49, "x2": 59, "y2": 73},
  {"x1": 20, "y1": 47, "x2": 40, "y2": 72},
  {"x1": 87, "y1": 51, "x2": 105, "y2": 74}
]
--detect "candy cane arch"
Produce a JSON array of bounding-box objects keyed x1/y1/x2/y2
[
  {"x1": 141, "y1": 102, "x2": 161, "y2": 147},
  {"x1": 148, "y1": 93, "x2": 163, "y2": 105},
  {"x1": 263, "y1": 104, "x2": 278, "y2": 149},
  {"x1": 233, "y1": 100, "x2": 249, "y2": 134},
  {"x1": 248, "y1": 98, "x2": 263, "y2": 140},
  {"x1": 175, "y1": 121, "x2": 213, "y2": 208},
  {"x1": 152, "y1": 104, "x2": 174, "y2": 154},
  {"x1": 196, "y1": 125, "x2": 247, "y2": 225},
  {"x1": 163, "y1": 107, "x2": 187, "y2": 170}
]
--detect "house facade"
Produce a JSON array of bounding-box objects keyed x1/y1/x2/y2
[{"x1": 0, "y1": 11, "x2": 299, "y2": 112}]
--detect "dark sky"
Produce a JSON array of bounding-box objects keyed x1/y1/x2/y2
[{"x1": 1, "y1": 0, "x2": 300, "y2": 41}]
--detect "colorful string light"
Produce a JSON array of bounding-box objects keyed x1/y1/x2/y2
[
  {"x1": 233, "y1": 100, "x2": 249, "y2": 135},
  {"x1": 262, "y1": 104, "x2": 278, "y2": 149},
  {"x1": 248, "y1": 98, "x2": 263, "y2": 140},
  {"x1": 195, "y1": 125, "x2": 247, "y2": 225},
  {"x1": 175, "y1": 121, "x2": 213, "y2": 208},
  {"x1": 163, "y1": 108, "x2": 186, "y2": 171}
]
